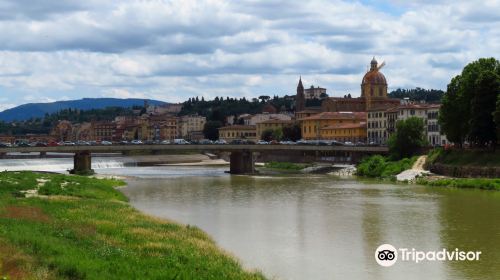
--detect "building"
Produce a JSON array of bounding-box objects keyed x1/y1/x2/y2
[
  {"x1": 92, "y1": 121, "x2": 116, "y2": 141},
  {"x1": 300, "y1": 111, "x2": 367, "y2": 140},
  {"x1": 178, "y1": 114, "x2": 206, "y2": 139},
  {"x1": 242, "y1": 113, "x2": 292, "y2": 126},
  {"x1": 256, "y1": 119, "x2": 295, "y2": 140},
  {"x1": 148, "y1": 115, "x2": 177, "y2": 141},
  {"x1": 295, "y1": 108, "x2": 322, "y2": 120},
  {"x1": 295, "y1": 77, "x2": 306, "y2": 112},
  {"x1": 304, "y1": 85, "x2": 327, "y2": 99},
  {"x1": 367, "y1": 105, "x2": 392, "y2": 144},
  {"x1": 320, "y1": 58, "x2": 400, "y2": 112},
  {"x1": 218, "y1": 125, "x2": 257, "y2": 142},
  {"x1": 379, "y1": 102, "x2": 449, "y2": 146},
  {"x1": 320, "y1": 122, "x2": 367, "y2": 142}
]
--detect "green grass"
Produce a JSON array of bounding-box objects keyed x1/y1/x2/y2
[
  {"x1": 356, "y1": 155, "x2": 418, "y2": 179},
  {"x1": 263, "y1": 161, "x2": 309, "y2": 170},
  {"x1": 426, "y1": 148, "x2": 500, "y2": 167},
  {"x1": 0, "y1": 171, "x2": 265, "y2": 280},
  {"x1": 417, "y1": 177, "x2": 500, "y2": 191}
]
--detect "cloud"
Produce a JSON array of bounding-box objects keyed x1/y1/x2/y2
[{"x1": 0, "y1": 0, "x2": 498, "y2": 109}]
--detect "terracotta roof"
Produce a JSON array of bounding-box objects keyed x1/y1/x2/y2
[
  {"x1": 296, "y1": 108, "x2": 322, "y2": 113},
  {"x1": 218, "y1": 125, "x2": 256, "y2": 130},
  {"x1": 321, "y1": 122, "x2": 367, "y2": 130},
  {"x1": 300, "y1": 111, "x2": 367, "y2": 121}
]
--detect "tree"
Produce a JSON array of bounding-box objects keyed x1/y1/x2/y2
[
  {"x1": 388, "y1": 117, "x2": 427, "y2": 159},
  {"x1": 439, "y1": 57, "x2": 500, "y2": 147},
  {"x1": 495, "y1": 95, "x2": 500, "y2": 144},
  {"x1": 258, "y1": 95, "x2": 270, "y2": 103},
  {"x1": 272, "y1": 128, "x2": 283, "y2": 141},
  {"x1": 203, "y1": 121, "x2": 222, "y2": 140},
  {"x1": 320, "y1": 92, "x2": 328, "y2": 99},
  {"x1": 261, "y1": 129, "x2": 274, "y2": 142},
  {"x1": 282, "y1": 124, "x2": 302, "y2": 141},
  {"x1": 469, "y1": 70, "x2": 500, "y2": 146}
]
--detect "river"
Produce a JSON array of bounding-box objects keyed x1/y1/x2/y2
[{"x1": 1, "y1": 157, "x2": 499, "y2": 279}]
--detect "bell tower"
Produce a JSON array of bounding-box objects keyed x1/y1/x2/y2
[{"x1": 296, "y1": 76, "x2": 305, "y2": 112}]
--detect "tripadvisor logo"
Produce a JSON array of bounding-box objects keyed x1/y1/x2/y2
[{"x1": 375, "y1": 244, "x2": 482, "y2": 267}]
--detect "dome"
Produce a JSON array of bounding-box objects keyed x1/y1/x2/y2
[{"x1": 362, "y1": 70, "x2": 387, "y2": 85}]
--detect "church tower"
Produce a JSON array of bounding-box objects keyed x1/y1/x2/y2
[{"x1": 296, "y1": 76, "x2": 306, "y2": 112}]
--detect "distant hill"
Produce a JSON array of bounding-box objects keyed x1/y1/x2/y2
[
  {"x1": 0, "y1": 98, "x2": 168, "y2": 121},
  {"x1": 388, "y1": 88, "x2": 445, "y2": 103}
]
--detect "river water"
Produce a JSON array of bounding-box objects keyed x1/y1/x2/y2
[{"x1": 1, "y1": 158, "x2": 499, "y2": 279}]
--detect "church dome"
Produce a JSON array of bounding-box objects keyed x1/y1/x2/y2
[{"x1": 362, "y1": 70, "x2": 387, "y2": 85}]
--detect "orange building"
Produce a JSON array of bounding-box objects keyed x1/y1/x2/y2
[
  {"x1": 319, "y1": 122, "x2": 367, "y2": 142},
  {"x1": 300, "y1": 112, "x2": 366, "y2": 140}
]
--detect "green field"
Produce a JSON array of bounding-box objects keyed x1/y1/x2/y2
[{"x1": 0, "y1": 171, "x2": 265, "y2": 280}]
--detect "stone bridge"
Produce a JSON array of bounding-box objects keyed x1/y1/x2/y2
[{"x1": 0, "y1": 144, "x2": 388, "y2": 174}]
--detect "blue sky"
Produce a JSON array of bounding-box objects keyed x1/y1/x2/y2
[{"x1": 0, "y1": 0, "x2": 498, "y2": 110}]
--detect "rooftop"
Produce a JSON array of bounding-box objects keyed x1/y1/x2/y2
[{"x1": 300, "y1": 111, "x2": 367, "y2": 121}]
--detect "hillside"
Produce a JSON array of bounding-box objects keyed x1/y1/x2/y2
[{"x1": 0, "y1": 98, "x2": 168, "y2": 121}]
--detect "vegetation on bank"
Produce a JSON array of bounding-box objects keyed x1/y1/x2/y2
[
  {"x1": 0, "y1": 171, "x2": 265, "y2": 280},
  {"x1": 263, "y1": 161, "x2": 309, "y2": 171},
  {"x1": 417, "y1": 177, "x2": 500, "y2": 191},
  {"x1": 356, "y1": 155, "x2": 418, "y2": 179},
  {"x1": 426, "y1": 148, "x2": 500, "y2": 167}
]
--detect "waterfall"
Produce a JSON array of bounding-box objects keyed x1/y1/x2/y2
[{"x1": 0, "y1": 157, "x2": 134, "y2": 172}]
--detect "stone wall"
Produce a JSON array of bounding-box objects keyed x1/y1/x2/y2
[{"x1": 429, "y1": 163, "x2": 500, "y2": 178}]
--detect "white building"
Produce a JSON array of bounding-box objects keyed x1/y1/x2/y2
[
  {"x1": 240, "y1": 113, "x2": 292, "y2": 125},
  {"x1": 304, "y1": 85, "x2": 327, "y2": 99},
  {"x1": 177, "y1": 114, "x2": 206, "y2": 139}
]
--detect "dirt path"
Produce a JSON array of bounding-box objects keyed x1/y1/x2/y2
[{"x1": 412, "y1": 155, "x2": 427, "y2": 171}]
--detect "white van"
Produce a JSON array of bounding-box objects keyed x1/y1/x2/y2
[{"x1": 174, "y1": 139, "x2": 190, "y2": 145}]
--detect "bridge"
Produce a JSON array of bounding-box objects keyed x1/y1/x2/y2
[{"x1": 0, "y1": 144, "x2": 388, "y2": 174}]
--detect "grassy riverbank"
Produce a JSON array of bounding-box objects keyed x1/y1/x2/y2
[
  {"x1": 417, "y1": 177, "x2": 500, "y2": 191},
  {"x1": 0, "y1": 171, "x2": 265, "y2": 280},
  {"x1": 356, "y1": 155, "x2": 418, "y2": 179},
  {"x1": 426, "y1": 148, "x2": 500, "y2": 167},
  {"x1": 262, "y1": 161, "x2": 309, "y2": 171}
]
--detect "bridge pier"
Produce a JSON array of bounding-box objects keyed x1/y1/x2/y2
[
  {"x1": 70, "y1": 151, "x2": 94, "y2": 175},
  {"x1": 229, "y1": 151, "x2": 255, "y2": 174}
]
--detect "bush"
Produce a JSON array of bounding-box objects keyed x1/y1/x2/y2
[
  {"x1": 417, "y1": 178, "x2": 500, "y2": 191},
  {"x1": 356, "y1": 155, "x2": 417, "y2": 179}
]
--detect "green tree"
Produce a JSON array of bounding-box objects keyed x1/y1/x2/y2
[
  {"x1": 440, "y1": 76, "x2": 467, "y2": 145},
  {"x1": 282, "y1": 124, "x2": 302, "y2": 141},
  {"x1": 469, "y1": 70, "x2": 500, "y2": 146},
  {"x1": 388, "y1": 117, "x2": 427, "y2": 159},
  {"x1": 261, "y1": 129, "x2": 274, "y2": 142},
  {"x1": 272, "y1": 128, "x2": 283, "y2": 141},
  {"x1": 495, "y1": 95, "x2": 500, "y2": 143},
  {"x1": 203, "y1": 121, "x2": 222, "y2": 140}
]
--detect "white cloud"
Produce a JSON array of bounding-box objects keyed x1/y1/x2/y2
[{"x1": 0, "y1": 0, "x2": 498, "y2": 109}]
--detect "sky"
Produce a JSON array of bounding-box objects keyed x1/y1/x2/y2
[{"x1": 0, "y1": 0, "x2": 498, "y2": 110}]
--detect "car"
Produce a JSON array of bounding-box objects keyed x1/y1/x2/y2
[
  {"x1": 17, "y1": 142, "x2": 31, "y2": 147},
  {"x1": 63, "y1": 141, "x2": 75, "y2": 146},
  {"x1": 33, "y1": 142, "x2": 47, "y2": 147},
  {"x1": 199, "y1": 139, "x2": 213, "y2": 145},
  {"x1": 230, "y1": 139, "x2": 243, "y2": 145},
  {"x1": 101, "y1": 140, "x2": 113, "y2": 145},
  {"x1": 131, "y1": 140, "x2": 143, "y2": 145},
  {"x1": 76, "y1": 140, "x2": 90, "y2": 146},
  {"x1": 344, "y1": 141, "x2": 355, "y2": 146},
  {"x1": 0, "y1": 142, "x2": 11, "y2": 147},
  {"x1": 330, "y1": 140, "x2": 343, "y2": 146},
  {"x1": 269, "y1": 140, "x2": 280, "y2": 145},
  {"x1": 160, "y1": 140, "x2": 171, "y2": 145},
  {"x1": 144, "y1": 140, "x2": 155, "y2": 145},
  {"x1": 174, "y1": 139, "x2": 190, "y2": 144},
  {"x1": 214, "y1": 139, "x2": 227, "y2": 144},
  {"x1": 257, "y1": 140, "x2": 269, "y2": 145},
  {"x1": 89, "y1": 141, "x2": 98, "y2": 145},
  {"x1": 119, "y1": 140, "x2": 129, "y2": 145}
]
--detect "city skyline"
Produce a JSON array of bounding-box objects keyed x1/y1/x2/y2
[{"x1": 0, "y1": 0, "x2": 498, "y2": 111}]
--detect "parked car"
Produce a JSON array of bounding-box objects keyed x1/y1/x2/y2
[
  {"x1": 119, "y1": 140, "x2": 129, "y2": 145},
  {"x1": 199, "y1": 139, "x2": 213, "y2": 144},
  {"x1": 0, "y1": 142, "x2": 11, "y2": 147},
  {"x1": 160, "y1": 140, "x2": 171, "y2": 145},
  {"x1": 32, "y1": 142, "x2": 47, "y2": 147},
  {"x1": 63, "y1": 141, "x2": 75, "y2": 146},
  {"x1": 174, "y1": 139, "x2": 190, "y2": 145},
  {"x1": 101, "y1": 141, "x2": 113, "y2": 145},
  {"x1": 214, "y1": 139, "x2": 227, "y2": 144},
  {"x1": 17, "y1": 142, "x2": 30, "y2": 147},
  {"x1": 257, "y1": 140, "x2": 269, "y2": 145},
  {"x1": 76, "y1": 140, "x2": 90, "y2": 146},
  {"x1": 344, "y1": 141, "x2": 354, "y2": 146},
  {"x1": 131, "y1": 140, "x2": 143, "y2": 145}
]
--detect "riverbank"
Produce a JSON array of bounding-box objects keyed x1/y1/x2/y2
[
  {"x1": 355, "y1": 155, "x2": 418, "y2": 180},
  {"x1": 425, "y1": 148, "x2": 500, "y2": 178},
  {"x1": 0, "y1": 171, "x2": 265, "y2": 279},
  {"x1": 416, "y1": 177, "x2": 500, "y2": 191}
]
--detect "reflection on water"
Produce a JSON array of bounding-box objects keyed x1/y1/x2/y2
[{"x1": 119, "y1": 167, "x2": 500, "y2": 280}]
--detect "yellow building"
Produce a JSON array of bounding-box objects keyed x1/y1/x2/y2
[
  {"x1": 218, "y1": 125, "x2": 257, "y2": 142},
  {"x1": 320, "y1": 122, "x2": 367, "y2": 142},
  {"x1": 256, "y1": 120, "x2": 294, "y2": 140},
  {"x1": 300, "y1": 112, "x2": 366, "y2": 140}
]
